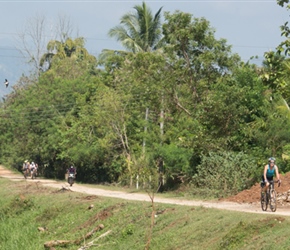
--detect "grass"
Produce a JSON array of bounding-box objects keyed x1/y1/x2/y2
[
  {"x1": 79, "y1": 182, "x2": 218, "y2": 202},
  {"x1": 0, "y1": 177, "x2": 290, "y2": 250}
]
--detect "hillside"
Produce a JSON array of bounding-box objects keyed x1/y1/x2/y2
[{"x1": 1, "y1": 165, "x2": 290, "y2": 249}]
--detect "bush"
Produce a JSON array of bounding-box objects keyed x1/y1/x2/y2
[{"x1": 192, "y1": 151, "x2": 256, "y2": 197}]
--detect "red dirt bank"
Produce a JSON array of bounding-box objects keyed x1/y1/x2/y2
[{"x1": 224, "y1": 172, "x2": 290, "y2": 205}]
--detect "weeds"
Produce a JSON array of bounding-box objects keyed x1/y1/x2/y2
[
  {"x1": 0, "y1": 178, "x2": 290, "y2": 250},
  {"x1": 219, "y1": 217, "x2": 287, "y2": 249},
  {"x1": 0, "y1": 195, "x2": 35, "y2": 218}
]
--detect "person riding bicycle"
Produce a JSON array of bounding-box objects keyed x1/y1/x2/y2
[
  {"x1": 30, "y1": 162, "x2": 37, "y2": 178},
  {"x1": 22, "y1": 160, "x2": 29, "y2": 171},
  {"x1": 262, "y1": 157, "x2": 281, "y2": 193}
]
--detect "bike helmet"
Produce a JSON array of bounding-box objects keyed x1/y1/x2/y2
[
  {"x1": 70, "y1": 166, "x2": 74, "y2": 168},
  {"x1": 268, "y1": 157, "x2": 276, "y2": 162}
]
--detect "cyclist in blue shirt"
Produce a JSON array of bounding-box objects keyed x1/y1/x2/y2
[{"x1": 262, "y1": 157, "x2": 281, "y2": 192}]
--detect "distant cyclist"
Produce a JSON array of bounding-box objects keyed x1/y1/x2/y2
[
  {"x1": 30, "y1": 162, "x2": 37, "y2": 178},
  {"x1": 22, "y1": 160, "x2": 30, "y2": 178},
  {"x1": 261, "y1": 157, "x2": 281, "y2": 193},
  {"x1": 22, "y1": 160, "x2": 29, "y2": 171}
]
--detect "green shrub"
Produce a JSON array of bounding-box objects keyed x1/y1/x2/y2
[{"x1": 193, "y1": 151, "x2": 256, "y2": 197}]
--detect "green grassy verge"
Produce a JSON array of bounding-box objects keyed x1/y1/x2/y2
[{"x1": 0, "y1": 178, "x2": 289, "y2": 250}]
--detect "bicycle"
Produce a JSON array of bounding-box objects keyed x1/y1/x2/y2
[
  {"x1": 23, "y1": 168, "x2": 29, "y2": 179},
  {"x1": 31, "y1": 168, "x2": 37, "y2": 179},
  {"x1": 260, "y1": 180, "x2": 280, "y2": 212}
]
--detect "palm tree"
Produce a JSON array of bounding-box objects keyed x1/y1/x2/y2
[{"x1": 100, "y1": 2, "x2": 163, "y2": 60}]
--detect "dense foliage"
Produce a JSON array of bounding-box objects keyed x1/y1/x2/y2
[{"x1": 1, "y1": 4, "x2": 290, "y2": 197}]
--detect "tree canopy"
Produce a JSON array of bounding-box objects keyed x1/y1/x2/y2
[{"x1": 1, "y1": 4, "x2": 290, "y2": 197}]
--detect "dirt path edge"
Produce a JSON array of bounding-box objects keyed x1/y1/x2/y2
[{"x1": 1, "y1": 165, "x2": 290, "y2": 216}]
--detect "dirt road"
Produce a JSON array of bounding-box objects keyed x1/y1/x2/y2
[{"x1": 1, "y1": 165, "x2": 290, "y2": 216}]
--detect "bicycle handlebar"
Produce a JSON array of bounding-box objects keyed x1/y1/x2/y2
[{"x1": 268, "y1": 180, "x2": 281, "y2": 187}]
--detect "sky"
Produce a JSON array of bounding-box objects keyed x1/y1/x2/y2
[{"x1": 0, "y1": 0, "x2": 289, "y2": 96}]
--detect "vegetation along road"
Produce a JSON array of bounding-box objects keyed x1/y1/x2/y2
[{"x1": 1, "y1": 165, "x2": 290, "y2": 216}]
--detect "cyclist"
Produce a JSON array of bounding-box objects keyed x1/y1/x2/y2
[
  {"x1": 261, "y1": 157, "x2": 281, "y2": 193},
  {"x1": 22, "y1": 160, "x2": 30, "y2": 178},
  {"x1": 30, "y1": 162, "x2": 37, "y2": 178},
  {"x1": 22, "y1": 160, "x2": 28, "y2": 171}
]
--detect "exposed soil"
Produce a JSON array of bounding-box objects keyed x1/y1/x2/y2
[
  {"x1": 2, "y1": 165, "x2": 290, "y2": 216},
  {"x1": 223, "y1": 172, "x2": 290, "y2": 205}
]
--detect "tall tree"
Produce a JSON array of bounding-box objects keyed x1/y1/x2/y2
[
  {"x1": 54, "y1": 13, "x2": 76, "y2": 43},
  {"x1": 16, "y1": 13, "x2": 78, "y2": 79},
  {"x1": 40, "y1": 37, "x2": 96, "y2": 71},
  {"x1": 276, "y1": 0, "x2": 290, "y2": 57},
  {"x1": 100, "y1": 2, "x2": 163, "y2": 62},
  {"x1": 109, "y1": 1, "x2": 163, "y2": 52},
  {"x1": 17, "y1": 13, "x2": 47, "y2": 79}
]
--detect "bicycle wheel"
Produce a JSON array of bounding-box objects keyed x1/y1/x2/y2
[
  {"x1": 269, "y1": 189, "x2": 277, "y2": 212},
  {"x1": 261, "y1": 192, "x2": 268, "y2": 211}
]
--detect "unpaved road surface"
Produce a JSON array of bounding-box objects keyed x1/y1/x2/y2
[{"x1": 1, "y1": 165, "x2": 290, "y2": 216}]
